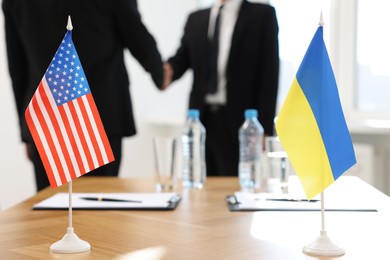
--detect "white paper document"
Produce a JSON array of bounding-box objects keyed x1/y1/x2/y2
[
  {"x1": 228, "y1": 177, "x2": 380, "y2": 212},
  {"x1": 229, "y1": 192, "x2": 377, "y2": 211},
  {"x1": 33, "y1": 192, "x2": 181, "y2": 210}
]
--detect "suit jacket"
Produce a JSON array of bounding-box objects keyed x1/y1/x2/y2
[
  {"x1": 2, "y1": 0, "x2": 163, "y2": 142},
  {"x1": 168, "y1": 0, "x2": 279, "y2": 135}
]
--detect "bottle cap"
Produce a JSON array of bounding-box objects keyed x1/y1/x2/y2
[
  {"x1": 244, "y1": 109, "x2": 258, "y2": 119},
  {"x1": 188, "y1": 109, "x2": 200, "y2": 118}
]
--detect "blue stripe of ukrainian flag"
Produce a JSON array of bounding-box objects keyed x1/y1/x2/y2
[{"x1": 276, "y1": 26, "x2": 356, "y2": 200}]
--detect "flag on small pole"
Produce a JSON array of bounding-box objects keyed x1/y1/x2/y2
[
  {"x1": 25, "y1": 18, "x2": 114, "y2": 189},
  {"x1": 275, "y1": 13, "x2": 356, "y2": 256},
  {"x1": 275, "y1": 18, "x2": 356, "y2": 201},
  {"x1": 25, "y1": 16, "x2": 114, "y2": 253}
]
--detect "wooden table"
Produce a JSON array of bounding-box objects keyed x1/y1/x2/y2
[{"x1": 0, "y1": 176, "x2": 389, "y2": 259}]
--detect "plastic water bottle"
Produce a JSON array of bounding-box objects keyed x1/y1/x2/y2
[
  {"x1": 238, "y1": 109, "x2": 264, "y2": 192},
  {"x1": 181, "y1": 109, "x2": 206, "y2": 188}
]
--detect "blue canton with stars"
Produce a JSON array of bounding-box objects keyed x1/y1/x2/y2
[{"x1": 45, "y1": 31, "x2": 90, "y2": 106}]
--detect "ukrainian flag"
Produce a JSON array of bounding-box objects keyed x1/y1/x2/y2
[{"x1": 275, "y1": 26, "x2": 356, "y2": 200}]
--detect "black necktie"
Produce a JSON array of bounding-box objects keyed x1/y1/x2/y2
[{"x1": 208, "y1": 5, "x2": 223, "y2": 94}]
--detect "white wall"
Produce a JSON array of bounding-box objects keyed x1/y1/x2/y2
[
  {"x1": 0, "y1": 9, "x2": 35, "y2": 210},
  {"x1": 0, "y1": 0, "x2": 198, "y2": 210},
  {"x1": 120, "y1": 0, "x2": 197, "y2": 185}
]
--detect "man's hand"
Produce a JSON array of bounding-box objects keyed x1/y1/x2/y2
[
  {"x1": 26, "y1": 143, "x2": 33, "y2": 161},
  {"x1": 160, "y1": 62, "x2": 173, "y2": 91}
]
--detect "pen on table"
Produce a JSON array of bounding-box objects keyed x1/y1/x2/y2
[
  {"x1": 80, "y1": 197, "x2": 142, "y2": 203},
  {"x1": 255, "y1": 198, "x2": 319, "y2": 203}
]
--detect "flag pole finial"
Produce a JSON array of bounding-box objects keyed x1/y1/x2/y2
[
  {"x1": 67, "y1": 15, "x2": 73, "y2": 31},
  {"x1": 319, "y1": 11, "x2": 325, "y2": 27}
]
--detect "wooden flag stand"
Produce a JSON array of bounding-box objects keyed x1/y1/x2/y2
[
  {"x1": 302, "y1": 192, "x2": 345, "y2": 256},
  {"x1": 50, "y1": 181, "x2": 90, "y2": 253}
]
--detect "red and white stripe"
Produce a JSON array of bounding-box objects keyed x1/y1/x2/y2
[{"x1": 25, "y1": 77, "x2": 114, "y2": 188}]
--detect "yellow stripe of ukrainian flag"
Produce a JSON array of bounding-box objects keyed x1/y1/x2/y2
[{"x1": 276, "y1": 78, "x2": 334, "y2": 200}]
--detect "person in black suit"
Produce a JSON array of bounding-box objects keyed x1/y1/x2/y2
[
  {"x1": 2, "y1": 0, "x2": 165, "y2": 191},
  {"x1": 164, "y1": 0, "x2": 279, "y2": 176}
]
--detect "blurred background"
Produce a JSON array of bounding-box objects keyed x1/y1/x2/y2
[{"x1": 1, "y1": 0, "x2": 389, "y2": 210}]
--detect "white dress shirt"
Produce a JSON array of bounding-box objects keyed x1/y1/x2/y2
[{"x1": 205, "y1": 0, "x2": 242, "y2": 105}]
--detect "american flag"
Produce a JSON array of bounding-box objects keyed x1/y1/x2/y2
[{"x1": 25, "y1": 30, "x2": 114, "y2": 188}]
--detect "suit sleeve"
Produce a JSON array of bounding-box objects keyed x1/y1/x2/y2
[
  {"x1": 257, "y1": 6, "x2": 279, "y2": 136},
  {"x1": 167, "y1": 14, "x2": 193, "y2": 81},
  {"x1": 112, "y1": 0, "x2": 163, "y2": 88},
  {"x1": 2, "y1": 0, "x2": 30, "y2": 141}
]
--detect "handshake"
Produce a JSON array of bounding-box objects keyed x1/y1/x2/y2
[{"x1": 160, "y1": 62, "x2": 174, "y2": 91}]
